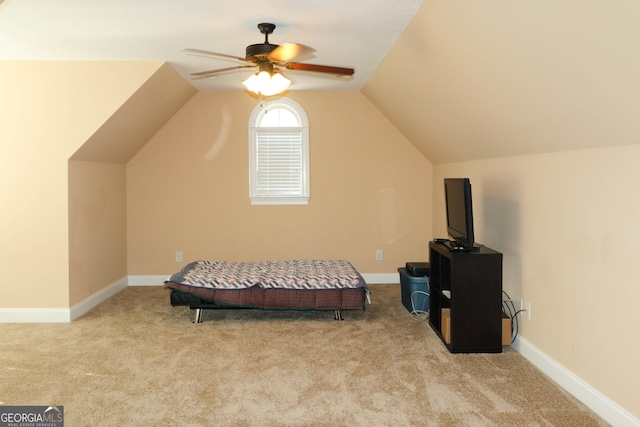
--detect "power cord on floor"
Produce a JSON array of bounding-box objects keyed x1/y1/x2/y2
[{"x1": 410, "y1": 290, "x2": 430, "y2": 321}]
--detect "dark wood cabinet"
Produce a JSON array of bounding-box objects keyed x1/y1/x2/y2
[{"x1": 429, "y1": 241, "x2": 503, "y2": 353}]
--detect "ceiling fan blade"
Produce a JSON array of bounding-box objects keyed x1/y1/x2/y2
[
  {"x1": 184, "y1": 48, "x2": 249, "y2": 63},
  {"x1": 191, "y1": 65, "x2": 256, "y2": 79},
  {"x1": 284, "y1": 62, "x2": 354, "y2": 76},
  {"x1": 268, "y1": 43, "x2": 316, "y2": 63}
]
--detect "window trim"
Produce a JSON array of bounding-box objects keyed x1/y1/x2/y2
[{"x1": 248, "y1": 97, "x2": 310, "y2": 205}]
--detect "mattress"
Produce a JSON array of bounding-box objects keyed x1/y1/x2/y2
[{"x1": 164, "y1": 259, "x2": 370, "y2": 311}]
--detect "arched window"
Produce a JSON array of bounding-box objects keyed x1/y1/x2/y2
[{"x1": 248, "y1": 98, "x2": 309, "y2": 205}]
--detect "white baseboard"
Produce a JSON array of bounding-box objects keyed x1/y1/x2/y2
[
  {"x1": 127, "y1": 275, "x2": 169, "y2": 286},
  {"x1": 513, "y1": 335, "x2": 639, "y2": 427},
  {"x1": 0, "y1": 277, "x2": 128, "y2": 323},
  {"x1": 69, "y1": 277, "x2": 128, "y2": 321},
  {"x1": 0, "y1": 308, "x2": 71, "y2": 323},
  {"x1": 362, "y1": 273, "x2": 399, "y2": 284}
]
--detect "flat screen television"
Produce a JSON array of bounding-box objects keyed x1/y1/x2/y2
[{"x1": 444, "y1": 178, "x2": 476, "y2": 251}]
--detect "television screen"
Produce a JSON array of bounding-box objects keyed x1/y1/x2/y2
[{"x1": 444, "y1": 178, "x2": 475, "y2": 250}]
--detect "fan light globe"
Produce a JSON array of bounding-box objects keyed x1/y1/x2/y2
[{"x1": 243, "y1": 71, "x2": 290, "y2": 96}]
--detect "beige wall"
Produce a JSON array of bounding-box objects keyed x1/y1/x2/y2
[
  {"x1": 68, "y1": 161, "x2": 127, "y2": 305},
  {"x1": 66, "y1": 63, "x2": 195, "y2": 306},
  {"x1": 432, "y1": 146, "x2": 640, "y2": 418},
  {"x1": 0, "y1": 60, "x2": 166, "y2": 309},
  {"x1": 127, "y1": 91, "x2": 433, "y2": 275}
]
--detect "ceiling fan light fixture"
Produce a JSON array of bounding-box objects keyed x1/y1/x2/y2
[{"x1": 242, "y1": 70, "x2": 290, "y2": 96}]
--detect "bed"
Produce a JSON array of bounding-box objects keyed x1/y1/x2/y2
[{"x1": 164, "y1": 259, "x2": 371, "y2": 323}]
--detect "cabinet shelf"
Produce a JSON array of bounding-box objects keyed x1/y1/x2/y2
[{"x1": 428, "y1": 241, "x2": 503, "y2": 353}]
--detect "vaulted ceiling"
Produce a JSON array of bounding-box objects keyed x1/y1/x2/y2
[{"x1": 2, "y1": 0, "x2": 640, "y2": 164}]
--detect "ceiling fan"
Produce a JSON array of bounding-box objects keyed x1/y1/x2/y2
[{"x1": 185, "y1": 23, "x2": 354, "y2": 95}]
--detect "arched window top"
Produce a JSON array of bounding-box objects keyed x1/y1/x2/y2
[
  {"x1": 257, "y1": 106, "x2": 299, "y2": 127},
  {"x1": 249, "y1": 97, "x2": 309, "y2": 129}
]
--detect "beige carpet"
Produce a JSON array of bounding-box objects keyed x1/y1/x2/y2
[{"x1": 0, "y1": 284, "x2": 607, "y2": 426}]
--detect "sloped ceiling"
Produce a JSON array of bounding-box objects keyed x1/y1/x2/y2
[
  {"x1": 4, "y1": 0, "x2": 640, "y2": 164},
  {"x1": 70, "y1": 63, "x2": 196, "y2": 164},
  {"x1": 363, "y1": 0, "x2": 640, "y2": 164}
]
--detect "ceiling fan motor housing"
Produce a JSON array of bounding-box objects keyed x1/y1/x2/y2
[
  {"x1": 246, "y1": 43, "x2": 278, "y2": 61},
  {"x1": 246, "y1": 23, "x2": 278, "y2": 61}
]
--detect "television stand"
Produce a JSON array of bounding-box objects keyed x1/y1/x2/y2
[{"x1": 429, "y1": 241, "x2": 503, "y2": 353}]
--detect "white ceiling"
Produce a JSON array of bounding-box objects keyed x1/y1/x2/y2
[{"x1": 0, "y1": 0, "x2": 425, "y2": 92}]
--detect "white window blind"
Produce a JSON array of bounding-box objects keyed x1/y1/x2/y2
[{"x1": 255, "y1": 128, "x2": 303, "y2": 196}]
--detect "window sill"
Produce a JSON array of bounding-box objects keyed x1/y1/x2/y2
[{"x1": 250, "y1": 196, "x2": 309, "y2": 206}]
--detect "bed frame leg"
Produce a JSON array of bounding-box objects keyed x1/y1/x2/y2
[
  {"x1": 334, "y1": 310, "x2": 343, "y2": 321},
  {"x1": 193, "y1": 308, "x2": 203, "y2": 324}
]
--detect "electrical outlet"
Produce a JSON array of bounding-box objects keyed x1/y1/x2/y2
[
  {"x1": 522, "y1": 299, "x2": 531, "y2": 320},
  {"x1": 175, "y1": 251, "x2": 183, "y2": 263},
  {"x1": 375, "y1": 249, "x2": 383, "y2": 261},
  {"x1": 503, "y1": 298, "x2": 523, "y2": 319}
]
